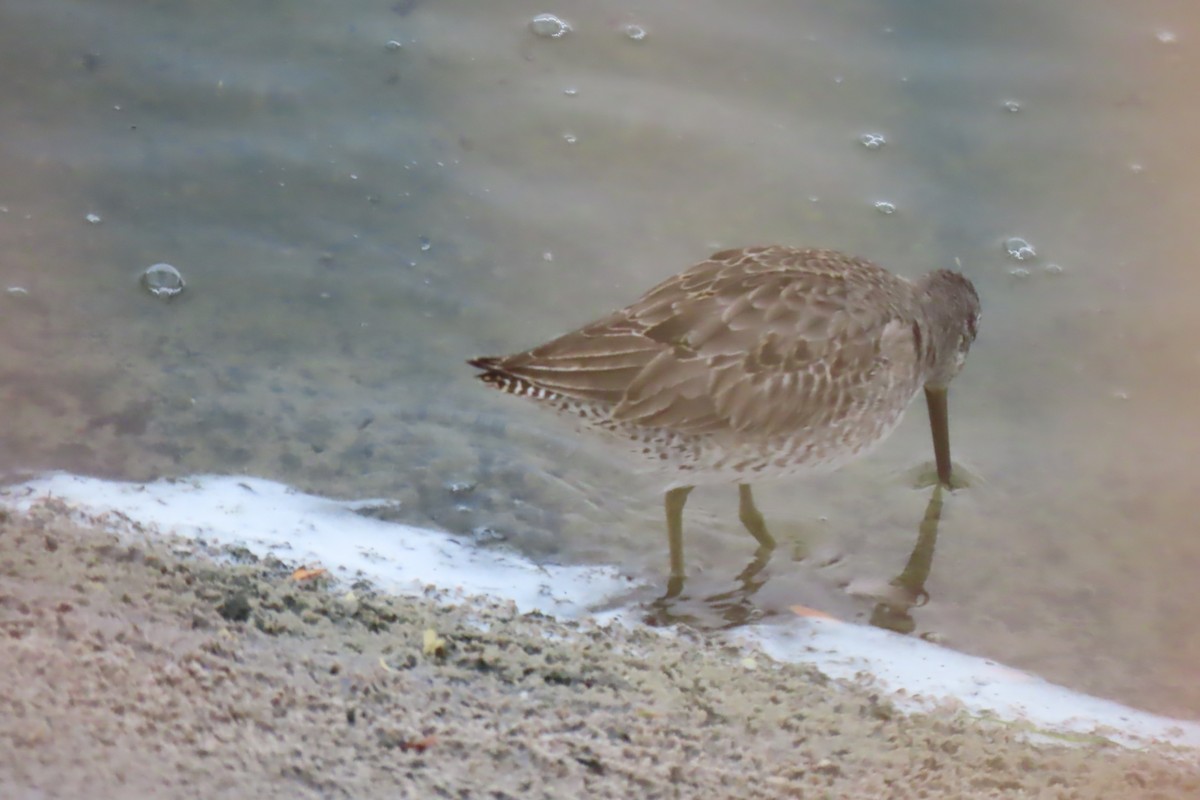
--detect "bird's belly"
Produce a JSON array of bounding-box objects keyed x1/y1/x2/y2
[
  {"x1": 542, "y1": 383, "x2": 920, "y2": 488},
  {"x1": 615, "y1": 399, "x2": 916, "y2": 488}
]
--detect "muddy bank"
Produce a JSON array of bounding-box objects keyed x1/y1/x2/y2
[{"x1": 1, "y1": 500, "x2": 1196, "y2": 799}]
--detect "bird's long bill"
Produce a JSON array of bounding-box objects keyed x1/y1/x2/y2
[{"x1": 924, "y1": 386, "x2": 953, "y2": 487}]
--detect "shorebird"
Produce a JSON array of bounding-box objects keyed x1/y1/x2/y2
[{"x1": 469, "y1": 246, "x2": 980, "y2": 587}]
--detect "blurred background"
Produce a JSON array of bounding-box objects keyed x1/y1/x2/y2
[{"x1": 2, "y1": 0, "x2": 1199, "y2": 717}]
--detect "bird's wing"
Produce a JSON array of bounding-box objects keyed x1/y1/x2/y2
[
  {"x1": 483, "y1": 247, "x2": 923, "y2": 438},
  {"x1": 475, "y1": 313, "x2": 662, "y2": 406},
  {"x1": 614, "y1": 247, "x2": 923, "y2": 437}
]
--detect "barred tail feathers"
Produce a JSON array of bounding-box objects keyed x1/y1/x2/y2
[{"x1": 468, "y1": 356, "x2": 561, "y2": 401}]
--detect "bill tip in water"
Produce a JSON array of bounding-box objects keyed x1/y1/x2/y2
[{"x1": 909, "y1": 462, "x2": 975, "y2": 490}]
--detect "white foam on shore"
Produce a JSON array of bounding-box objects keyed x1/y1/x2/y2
[
  {"x1": 4, "y1": 472, "x2": 1197, "y2": 752},
  {"x1": 1, "y1": 473, "x2": 627, "y2": 616}
]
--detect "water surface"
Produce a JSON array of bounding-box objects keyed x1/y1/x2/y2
[{"x1": 2, "y1": 0, "x2": 1198, "y2": 717}]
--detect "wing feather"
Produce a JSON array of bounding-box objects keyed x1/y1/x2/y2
[{"x1": 476, "y1": 246, "x2": 925, "y2": 439}]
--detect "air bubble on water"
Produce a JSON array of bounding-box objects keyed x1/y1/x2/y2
[
  {"x1": 1156, "y1": 30, "x2": 1177, "y2": 44},
  {"x1": 1004, "y1": 237, "x2": 1036, "y2": 261},
  {"x1": 563, "y1": 133, "x2": 577, "y2": 144},
  {"x1": 530, "y1": 13, "x2": 571, "y2": 38},
  {"x1": 446, "y1": 481, "x2": 476, "y2": 496},
  {"x1": 859, "y1": 133, "x2": 886, "y2": 149},
  {"x1": 1129, "y1": 162, "x2": 1144, "y2": 174},
  {"x1": 1112, "y1": 388, "x2": 1130, "y2": 401},
  {"x1": 140, "y1": 263, "x2": 185, "y2": 300},
  {"x1": 6, "y1": 286, "x2": 29, "y2": 296},
  {"x1": 623, "y1": 24, "x2": 647, "y2": 41},
  {"x1": 385, "y1": 40, "x2": 403, "y2": 51},
  {"x1": 85, "y1": 213, "x2": 102, "y2": 224},
  {"x1": 542, "y1": 251, "x2": 554, "y2": 262},
  {"x1": 1043, "y1": 263, "x2": 1064, "y2": 275},
  {"x1": 873, "y1": 201, "x2": 896, "y2": 215},
  {"x1": 1008, "y1": 267, "x2": 1031, "y2": 279},
  {"x1": 1003, "y1": 100, "x2": 1022, "y2": 113},
  {"x1": 419, "y1": 235, "x2": 431, "y2": 252},
  {"x1": 563, "y1": 87, "x2": 578, "y2": 97}
]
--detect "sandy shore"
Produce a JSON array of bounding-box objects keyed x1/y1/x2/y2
[{"x1": 2, "y1": 499, "x2": 1197, "y2": 799}]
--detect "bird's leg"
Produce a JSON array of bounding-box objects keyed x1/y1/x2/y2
[
  {"x1": 664, "y1": 486, "x2": 694, "y2": 596},
  {"x1": 697, "y1": 486, "x2": 775, "y2": 621},
  {"x1": 737, "y1": 484, "x2": 776, "y2": 552}
]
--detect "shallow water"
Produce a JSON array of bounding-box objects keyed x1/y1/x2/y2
[{"x1": 2, "y1": 0, "x2": 1199, "y2": 717}]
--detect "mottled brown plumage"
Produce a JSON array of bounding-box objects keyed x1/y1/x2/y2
[{"x1": 470, "y1": 246, "x2": 980, "y2": 588}]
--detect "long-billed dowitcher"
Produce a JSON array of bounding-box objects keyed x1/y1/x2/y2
[{"x1": 470, "y1": 246, "x2": 980, "y2": 587}]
